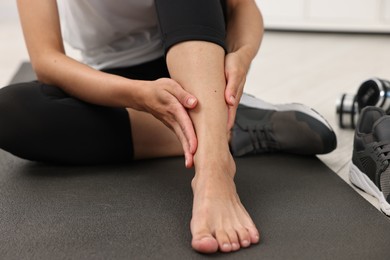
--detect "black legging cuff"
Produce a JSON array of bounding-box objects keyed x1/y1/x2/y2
[{"x1": 155, "y1": 0, "x2": 227, "y2": 54}]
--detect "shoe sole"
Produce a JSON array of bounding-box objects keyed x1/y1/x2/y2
[
  {"x1": 240, "y1": 93, "x2": 333, "y2": 131},
  {"x1": 349, "y1": 162, "x2": 390, "y2": 216}
]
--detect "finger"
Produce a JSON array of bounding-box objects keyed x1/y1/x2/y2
[
  {"x1": 227, "y1": 84, "x2": 244, "y2": 130},
  {"x1": 172, "y1": 105, "x2": 198, "y2": 159},
  {"x1": 227, "y1": 104, "x2": 237, "y2": 131},
  {"x1": 172, "y1": 122, "x2": 194, "y2": 168},
  {"x1": 185, "y1": 152, "x2": 194, "y2": 168},
  {"x1": 169, "y1": 82, "x2": 198, "y2": 109},
  {"x1": 178, "y1": 109, "x2": 198, "y2": 155},
  {"x1": 225, "y1": 74, "x2": 240, "y2": 106}
]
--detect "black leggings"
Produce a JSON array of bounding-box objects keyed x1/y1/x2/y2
[{"x1": 0, "y1": 0, "x2": 226, "y2": 164}]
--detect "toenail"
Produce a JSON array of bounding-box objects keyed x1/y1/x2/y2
[
  {"x1": 222, "y1": 243, "x2": 230, "y2": 249},
  {"x1": 232, "y1": 243, "x2": 239, "y2": 250},
  {"x1": 242, "y1": 240, "x2": 250, "y2": 247}
]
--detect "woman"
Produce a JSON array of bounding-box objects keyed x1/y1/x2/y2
[{"x1": 0, "y1": 0, "x2": 336, "y2": 254}]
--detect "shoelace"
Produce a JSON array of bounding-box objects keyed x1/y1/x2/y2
[
  {"x1": 247, "y1": 124, "x2": 277, "y2": 153},
  {"x1": 373, "y1": 140, "x2": 390, "y2": 171}
]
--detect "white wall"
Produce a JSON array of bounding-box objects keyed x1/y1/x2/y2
[
  {"x1": 256, "y1": 0, "x2": 390, "y2": 32},
  {"x1": 0, "y1": 1, "x2": 19, "y2": 21},
  {"x1": 2, "y1": 1, "x2": 388, "y2": 32}
]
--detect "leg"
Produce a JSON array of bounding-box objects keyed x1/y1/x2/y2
[
  {"x1": 167, "y1": 40, "x2": 259, "y2": 253},
  {"x1": 0, "y1": 82, "x2": 133, "y2": 164},
  {"x1": 128, "y1": 108, "x2": 184, "y2": 160},
  {"x1": 0, "y1": 56, "x2": 189, "y2": 164},
  {"x1": 0, "y1": 81, "x2": 183, "y2": 164},
  {"x1": 155, "y1": 0, "x2": 259, "y2": 253}
]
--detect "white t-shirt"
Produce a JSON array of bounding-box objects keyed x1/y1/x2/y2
[{"x1": 57, "y1": 0, "x2": 164, "y2": 70}]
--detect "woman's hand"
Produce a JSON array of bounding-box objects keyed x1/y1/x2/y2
[
  {"x1": 142, "y1": 78, "x2": 198, "y2": 168},
  {"x1": 224, "y1": 0, "x2": 263, "y2": 130},
  {"x1": 224, "y1": 51, "x2": 250, "y2": 130}
]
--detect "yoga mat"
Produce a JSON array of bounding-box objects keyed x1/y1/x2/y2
[{"x1": 1, "y1": 63, "x2": 390, "y2": 259}]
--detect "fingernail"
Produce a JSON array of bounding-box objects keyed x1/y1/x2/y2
[
  {"x1": 229, "y1": 95, "x2": 236, "y2": 105},
  {"x1": 187, "y1": 97, "x2": 196, "y2": 106}
]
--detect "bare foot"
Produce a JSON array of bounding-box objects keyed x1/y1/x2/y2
[{"x1": 190, "y1": 152, "x2": 260, "y2": 253}]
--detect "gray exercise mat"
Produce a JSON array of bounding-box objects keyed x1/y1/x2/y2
[{"x1": 1, "y1": 63, "x2": 390, "y2": 259}]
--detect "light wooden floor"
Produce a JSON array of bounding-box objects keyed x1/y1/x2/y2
[{"x1": 1, "y1": 12, "x2": 390, "y2": 212}]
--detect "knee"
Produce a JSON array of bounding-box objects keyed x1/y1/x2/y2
[
  {"x1": 0, "y1": 84, "x2": 23, "y2": 146},
  {"x1": 0, "y1": 83, "x2": 41, "y2": 149}
]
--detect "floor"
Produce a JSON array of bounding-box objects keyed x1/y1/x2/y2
[
  {"x1": 244, "y1": 31, "x2": 390, "y2": 211},
  {"x1": 1, "y1": 3, "x2": 390, "y2": 212}
]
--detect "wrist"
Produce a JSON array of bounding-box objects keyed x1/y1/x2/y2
[
  {"x1": 109, "y1": 75, "x2": 150, "y2": 110},
  {"x1": 233, "y1": 45, "x2": 256, "y2": 68},
  {"x1": 126, "y1": 79, "x2": 152, "y2": 111}
]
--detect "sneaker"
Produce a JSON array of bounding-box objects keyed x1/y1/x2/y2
[
  {"x1": 230, "y1": 93, "x2": 337, "y2": 156},
  {"x1": 349, "y1": 106, "x2": 390, "y2": 216}
]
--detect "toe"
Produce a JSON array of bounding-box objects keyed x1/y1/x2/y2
[
  {"x1": 226, "y1": 229, "x2": 240, "y2": 251},
  {"x1": 192, "y1": 235, "x2": 218, "y2": 254},
  {"x1": 247, "y1": 225, "x2": 260, "y2": 244},
  {"x1": 231, "y1": 242, "x2": 240, "y2": 251},
  {"x1": 216, "y1": 230, "x2": 232, "y2": 253},
  {"x1": 236, "y1": 227, "x2": 251, "y2": 248}
]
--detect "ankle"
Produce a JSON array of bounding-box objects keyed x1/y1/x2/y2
[
  {"x1": 194, "y1": 148, "x2": 235, "y2": 169},
  {"x1": 191, "y1": 153, "x2": 236, "y2": 190}
]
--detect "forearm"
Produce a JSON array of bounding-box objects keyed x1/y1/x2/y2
[
  {"x1": 17, "y1": 0, "x2": 146, "y2": 110},
  {"x1": 34, "y1": 52, "x2": 146, "y2": 110},
  {"x1": 225, "y1": 0, "x2": 264, "y2": 66}
]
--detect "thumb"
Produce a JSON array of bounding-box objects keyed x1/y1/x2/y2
[
  {"x1": 183, "y1": 95, "x2": 198, "y2": 109},
  {"x1": 225, "y1": 76, "x2": 239, "y2": 106},
  {"x1": 172, "y1": 85, "x2": 198, "y2": 109}
]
